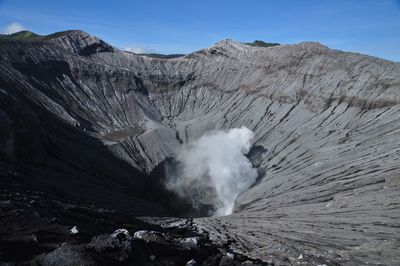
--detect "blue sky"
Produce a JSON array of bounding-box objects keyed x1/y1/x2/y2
[{"x1": 0, "y1": 0, "x2": 399, "y2": 61}]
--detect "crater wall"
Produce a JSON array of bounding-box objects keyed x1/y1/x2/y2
[{"x1": 0, "y1": 31, "x2": 399, "y2": 264}]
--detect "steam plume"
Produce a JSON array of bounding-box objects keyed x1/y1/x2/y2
[{"x1": 165, "y1": 127, "x2": 258, "y2": 216}]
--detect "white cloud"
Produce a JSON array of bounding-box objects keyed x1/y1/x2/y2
[
  {"x1": 123, "y1": 46, "x2": 155, "y2": 54},
  {"x1": 2, "y1": 22, "x2": 26, "y2": 34}
]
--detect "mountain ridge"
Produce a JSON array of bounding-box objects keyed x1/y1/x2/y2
[{"x1": 2, "y1": 29, "x2": 399, "y2": 63}]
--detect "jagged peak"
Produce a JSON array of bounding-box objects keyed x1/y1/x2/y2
[
  {"x1": 211, "y1": 39, "x2": 247, "y2": 50},
  {"x1": 0, "y1": 29, "x2": 116, "y2": 56},
  {"x1": 45, "y1": 29, "x2": 116, "y2": 56},
  {"x1": 212, "y1": 39, "x2": 328, "y2": 50},
  {"x1": 191, "y1": 38, "x2": 329, "y2": 59},
  {"x1": 296, "y1": 41, "x2": 328, "y2": 49},
  {"x1": 0, "y1": 29, "x2": 93, "y2": 41},
  {"x1": 45, "y1": 30, "x2": 96, "y2": 40}
]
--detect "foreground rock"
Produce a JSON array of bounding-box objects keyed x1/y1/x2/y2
[
  {"x1": 0, "y1": 30, "x2": 399, "y2": 265},
  {"x1": 0, "y1": 178, "x2": 265, "y2": 265}
]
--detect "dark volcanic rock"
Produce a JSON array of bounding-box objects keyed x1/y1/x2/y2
[
  {"x1": 0, "y1": 174, "x2": 263, "y2": 265},
  {"x1": 0, "y1": 30, "x2": 399, "y2": 265}
]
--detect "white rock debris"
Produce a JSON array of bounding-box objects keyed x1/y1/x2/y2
[
  {"x1": 186, "y1": 259, "x2": 197, "y2": 265},
  {"x1": 70, "y1": 226, "x2": 78, "y2": 235},
  {"x1": 110, "y1": 229, "x2": 131, "y2": 240}
]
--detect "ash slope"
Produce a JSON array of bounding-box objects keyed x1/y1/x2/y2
[{"x1": 1, "y1": 30, "x2": 400, "y2": 265}]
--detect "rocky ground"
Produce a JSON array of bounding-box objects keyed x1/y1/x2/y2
[
  {"x1": 0, "y1": 30, "x2": 399, "y2": 265},
  {"x1": 0, "y1": 163, "x2": 268, "y2": 265}
]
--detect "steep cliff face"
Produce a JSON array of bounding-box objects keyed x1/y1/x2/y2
[
  {"x1": 0, "y1": 31, "x2": 399, "y2": 265},
  {"x1": 46, "y1": 30, "x2": 117, "y2": 55}
]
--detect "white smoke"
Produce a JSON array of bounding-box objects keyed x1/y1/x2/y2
[{"x1": 165, "y1": 127, "x2": 258, "y2": 216}]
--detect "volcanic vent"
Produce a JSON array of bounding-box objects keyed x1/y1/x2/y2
[
  {"x1": 1, "y1": 31, "x2": 400, "y2": 265},
  {"x1": 153, "y1": 127, "x2": 259, "y2": 217}
]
